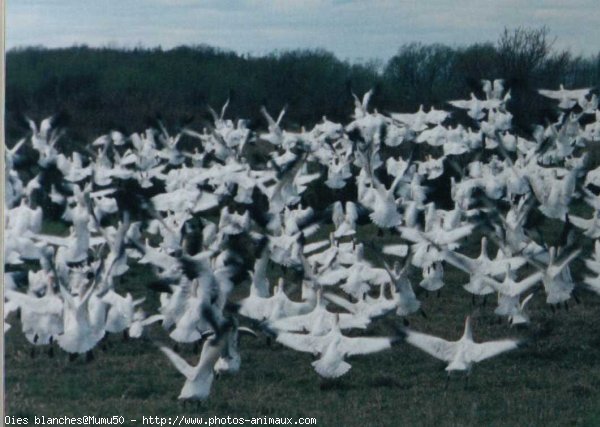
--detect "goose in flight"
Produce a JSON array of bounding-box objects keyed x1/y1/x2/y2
[
  {"x1": 128, "y1": 309, "x2": 164, "y2": 339},
  {"x1": 381, "y1": 258, "x2": 422, "y2": 318},
  {"x1": 524, "y1": 247, "x2": 581, "y2": 305},
  {"x1": 496, "y1": 293, "x2": 535, "y2": 326},
  {"x1": 260, "y1": 105, "x2": 286, "y2": 146},
  {"x1": 56, "y1": 279, "x2": 105, "y2": 358},
  {"x1": 269, "y1": 290, "x2": 370, "y2": 336},
  {"x1": 403, "y1": 316, "x2": 520, "y2": 385},
  {"x1": 214, "y1": 320, "x2": 257, "y2": 375},
  {"x1": 158, "y1": 323, "x2": 233, "y2": 401},
  {"x1": 538, "y1": 84, "x2": 591, "y2": 109},
  {"x1": 442, "y1": 237, "x2": 526, "y2": 296},
  {"x1": 482, "y1": 79, "x2": 506, "y2": 100},
  {"x1": 569, "y1": 211, "x2": 600, "y2": 238},
  {"x1": 5, "y1": 280, "x2": 64, "y2": 352},
  {"x1": 276, "y1": 315, "x2": 396, "y2": 378},
  {"x1": 399, "y1": 222, "x2": 475, "y2": 268},
  {"x1": 324, "y1": 283, "x2": 396, "y2": 322},
  {"x1": 102, "y1": 290, "x2": 145, "y2": 336},
  {"x1": 351, "y1": 88, "x2": 374, "y2": 119}
]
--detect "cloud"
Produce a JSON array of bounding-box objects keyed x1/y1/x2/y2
[{"x1": 6, "y1": 0, "x2": 600, "y2": 59}]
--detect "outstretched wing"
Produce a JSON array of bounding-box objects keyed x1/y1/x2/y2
[
  {"x1": 405, "y1": 330, "x2": 457, "y2": 362},
  {"x1": 469, "y1": 339, "x2": 519, "y2": 362},
  {"x1": 159, "y1": 346, "x2": 195, "y2": 379},
  {"x1": 340, "y1": 336, "x2": 392, "y2": 356},
  {"x1": 276, "y1": 332, "x2": 323, "y2": 354}
]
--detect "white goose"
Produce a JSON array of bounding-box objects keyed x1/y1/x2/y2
[
  {"x1": 276, "y1": 315, "x2": 395, "y2": 378},
  {"x1": 57, "y1": 281, "x2": 105, "y2": 357},
  {"x1": 403, "y1": 316, "x2": 520, "y2": 383},
  {"x1": 159, "y1": 327, "x2": 232, "y2": 401},
  {"x1": 538, "y1": 84, "x2": 591, "y2": 109},
  {"x1": 128, "y1": 309, "x2": 164, "y2": 339}
]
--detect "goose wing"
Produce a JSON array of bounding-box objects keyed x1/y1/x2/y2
[
  {"x1": 141, "y1": 314, "x2": 164, "y2": 327},
  {"x1": 549, "y1": 248, "x2": 582, "y2": 277},
  {"x1": 269, "y1": 309, "x2": 320, "y2": 332},
  {"x1": 5, "y1": 290, "x2": 62, "y2": 314},
  {"x1": 405, "y1": 330, "x2": 457, "y2": 362},
  {"x1": 276, "y1": 332, "x2": 324, "y2": 354},
  {"x1": 435, "y1": 224, "x2": 475, "y2": 245},
  {"x1": 538, "y1": 89, "x2": 563, "y2": 100},
  {"x1": 398, "y1": 227, "x2": 425, "y2": 244},
  {"x1": 569, "y1": 214, "x2": 591, "y2": 230},
  {"x1": 469, "y1": 339, "x2": 519, "y2": 362},
  {"x1": 339, "y1": 336, "x2": 392, "y2": 356},
  {"x1": 441, "y1": 249, "x2": 477, "y2": 274},
  {"x1": 323, "y1": 292, "x2": 357, "y2": 314},
  {"x1": 159, "y1": 346, "x2": 196, "y2": 379}
]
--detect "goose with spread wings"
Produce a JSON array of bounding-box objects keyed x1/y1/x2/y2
[
  {"x1": 403, "y1": 316, "x2": 520, "y2": 384},
  {"x1": 276, "y1": 315, "x2": 396, "y2": 378}
]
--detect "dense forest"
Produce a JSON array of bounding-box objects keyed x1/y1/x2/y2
[{"x1": 5, "y1": 27, "x2": 600, "y2": 145}]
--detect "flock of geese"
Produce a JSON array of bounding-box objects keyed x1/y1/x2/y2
[{"x1": 4, "y1": 79, "x2": 600, "y2": 402}]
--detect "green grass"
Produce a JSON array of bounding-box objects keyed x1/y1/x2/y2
[
  {"x1": 5, "y1": 264, "x2": 600, "y2": 426},
  {"x1": 6, "y1": 215, "x2": 600, "y2": 426}
]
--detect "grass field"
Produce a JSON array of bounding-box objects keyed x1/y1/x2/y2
[{"x1": 5, "y1": 222, "x2": 600, "y2": 426}]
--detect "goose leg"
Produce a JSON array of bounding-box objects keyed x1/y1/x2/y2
[
  {"x1": 564, "y1": 301, "x2": 569, "y2": 312},
  {"x1": 420, "y1": 309, "x2": 428, "y2": 319},
  {"x1": 48, "y1": 336, "x2": 55, "y2": 358},
  {"x1": 100, "y1": 333, "x2": 109, "y2": 351},
  {"x1": 69, "y1": 353, "x2": 78, "y2": 362},
  {"x1": 85, "y1": 351, "x2": 95, "y2": 363},
  {"x1": 403, "y1": 318, "x2": 410, "y2": 327},
  {"x1": 30, "y1": 347, "x2": 36, "y2": 359},
  {"x1": 471, "y1": 294, "x2": 476, "y2": 306},
  {"x1": 444, "y1": 374, "x2": 450, "y2": 390},
  {"x1": 482, "y1": 295, "x2": 487, "y2": 307},
  {"x1": 122, "y1": 330, "x2": 129, "y2": 342},
  {"x1": 464, "y1": 373, "x2": 470, "y2": 390},
  {"x1": 173, "y1": 343, "x2": 180, "y2": 353},
  {"x1": 437, "y1": 290, "x2": 441, "y2": 298}
]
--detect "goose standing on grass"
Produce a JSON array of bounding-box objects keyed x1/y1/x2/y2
[{"x1": 403, "y1": 316, "x2": 520, "y2": 387}]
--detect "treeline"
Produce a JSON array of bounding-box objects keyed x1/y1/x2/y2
[{"x1": 6, "y1": 27, "x2": 600, "y2": 144}]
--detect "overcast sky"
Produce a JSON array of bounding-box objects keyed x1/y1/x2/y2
[{"x1": 6, "y1": 0, "x2": 600, "y2": 61}]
